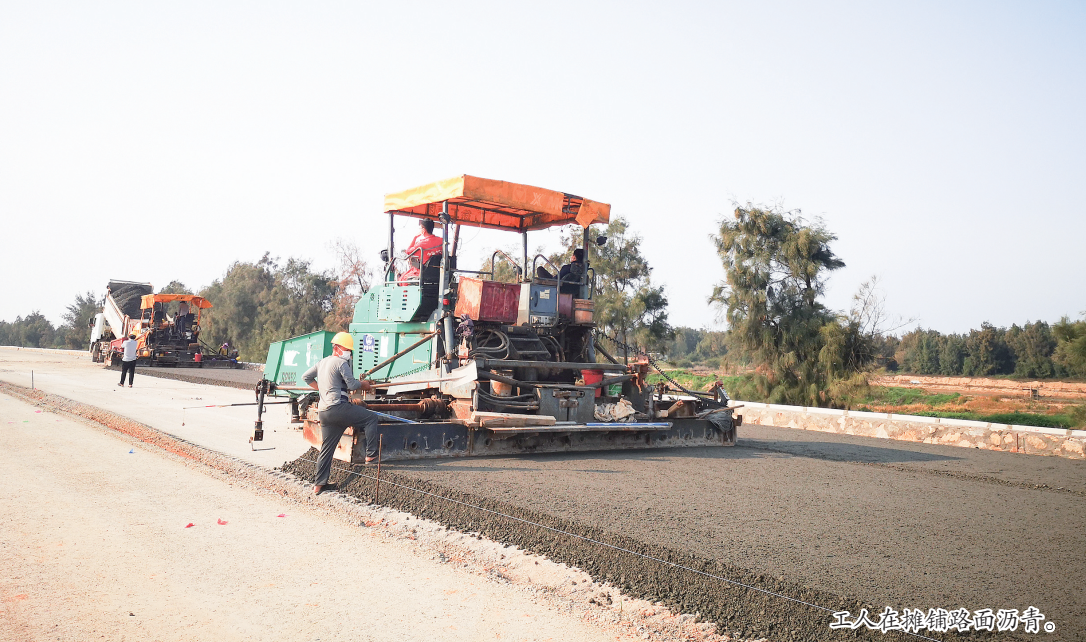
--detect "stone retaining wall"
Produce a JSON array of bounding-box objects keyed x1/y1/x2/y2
[{"x1": 733, "y1": 402, "x2": 1086, "y2": 460}]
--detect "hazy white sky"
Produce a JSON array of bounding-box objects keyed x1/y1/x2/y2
[{"x1": 2, "y1": 1, "x2": 1083, "y2": 335}]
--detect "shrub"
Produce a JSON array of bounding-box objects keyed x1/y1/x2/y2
[{"x1": 1068, "y1": 405, "x2": 1086, "y2": 428}]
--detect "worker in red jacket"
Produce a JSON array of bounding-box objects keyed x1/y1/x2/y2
[{"x1": 399, "y1": 219, "x2": 443, "y2": 284}]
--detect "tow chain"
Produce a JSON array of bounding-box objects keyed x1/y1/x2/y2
[{"x1": 594, "y1": 329, "x2": 727, "y2": 407}]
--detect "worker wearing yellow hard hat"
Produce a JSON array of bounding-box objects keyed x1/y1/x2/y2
[
  {"x1": 330, "y1": 331, "x2": 354, "y2": 351},
  {"x1": 301, "y1": 330, "x2": 380, "y2": 494}
]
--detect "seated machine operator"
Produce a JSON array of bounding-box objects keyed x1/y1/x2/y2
[
  {"x1": 398, "y1": 219, "x2": 443, "y2": 284},
  {"x1": 175, "y1": 300, "x2": 191, "y2": 337},
  {"x1": 557, "y1": 248, "x2": 585, "y2": 295}
]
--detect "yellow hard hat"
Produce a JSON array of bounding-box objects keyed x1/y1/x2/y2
[{"x1": 331, "y1": 332, "x2": 354, "y2": 351}]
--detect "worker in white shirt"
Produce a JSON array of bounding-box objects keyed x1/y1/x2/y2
[{"x1": 118, "y1": 334, "x2": 138, "y2": 387}]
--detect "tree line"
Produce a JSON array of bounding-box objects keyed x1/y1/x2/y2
[
  {"x1": 4, "y1": 211, "x2": 1084, "y2": 407},
  {"x1": 665, "y1": 318, "x2": 1086, "y2": 381},
  {"x1": 0, "y1": 243, "x2": 370, "y2": 363},
  {"x1": 0, "y1": 292, "x2": 102, "y2": 350},
  {"x1": 890, "y1": 320, "x2": 1086, "y2": 379},
  {"x1": 663, "y1": 205, "x2": 1085, "y2": 407}
]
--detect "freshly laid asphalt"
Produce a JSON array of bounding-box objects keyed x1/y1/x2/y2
[{"x1": 372, "y1": 423, "x2": 1086, "y2": 640}]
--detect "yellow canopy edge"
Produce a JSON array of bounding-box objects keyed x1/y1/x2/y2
[
  {"x1": 140, "y1": 294, "x2": 213, "y2": 310},
  {"x1": 383, "y1": 175, "x2": 610, "y2": 232}
]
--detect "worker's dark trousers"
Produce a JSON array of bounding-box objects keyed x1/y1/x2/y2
[
  {"x1": 119, "y1": 360, "x2": 136, "y2": 385},
  {"x1": 314, "y1": 403, "x2": 380, "y2": 486}
]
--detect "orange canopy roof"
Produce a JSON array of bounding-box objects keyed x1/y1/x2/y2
[
  {"x1": 384, "y1": 175, "x2": 610, "y2": 232},
  {"x1": 140, "y1": 294, "x2": 213, "y2": 309}
]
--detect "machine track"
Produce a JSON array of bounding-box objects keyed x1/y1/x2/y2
[{"x1": 106, "y1": 363, "x2": 263, "y2": 390}]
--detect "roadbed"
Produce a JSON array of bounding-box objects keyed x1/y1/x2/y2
[{"x1": 4, "y1": 348, "x2": 1084, "y2": 641}]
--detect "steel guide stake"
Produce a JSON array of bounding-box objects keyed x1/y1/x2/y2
[{"x1": 375, "y1": 434, "x2": 383, "y2": 503}]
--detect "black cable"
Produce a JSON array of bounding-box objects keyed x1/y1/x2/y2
[
  {"x1": 541, "y1": 335, "x2": 564, "y2": 362},
  {"x1": 468, "y1": 329, "x2": 510, "y2": 360}
]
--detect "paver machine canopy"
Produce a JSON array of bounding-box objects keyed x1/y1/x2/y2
[{"x1": 384, "y1": 175, "x2": 610, "y2": 231}]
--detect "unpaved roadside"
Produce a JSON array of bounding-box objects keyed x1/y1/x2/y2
[
  {"x1": 874, "y1": 374, "x2": 1086, "y2": 400},
  {"x1": 0, "y1": 392, "x2": 700, "y2": 642}
]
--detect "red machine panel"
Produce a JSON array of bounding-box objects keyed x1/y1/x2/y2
[
  {"x1": 455, "y1": 277, "x2": 520, "y2": 323},
  {"x1": 558, "y1": 293, "x2": 573, "y2": 318}
]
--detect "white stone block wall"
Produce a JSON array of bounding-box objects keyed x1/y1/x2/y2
[{"x1": 733, "y1": 403, "x2": 1086, "y2": 460}]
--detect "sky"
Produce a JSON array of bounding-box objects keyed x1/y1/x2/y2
[{"x1": 2, "y1": 1, "x2": 1083, "y2": 335}]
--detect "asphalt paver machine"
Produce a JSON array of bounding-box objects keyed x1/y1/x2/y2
[{"x1": 261, "y1": 176, "x2": 737, "y2": 461}]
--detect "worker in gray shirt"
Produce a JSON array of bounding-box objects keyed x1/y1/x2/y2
[{"x1": 302, "y1": 332, "x2": 380, "y2": 495}]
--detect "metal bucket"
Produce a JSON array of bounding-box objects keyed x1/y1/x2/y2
[
  {"x1": 573, "y1": 299, "x2": 594, "y2": 324},
  {"x1": 582, "y1": 368, "x2": 604, "y2": 398}
]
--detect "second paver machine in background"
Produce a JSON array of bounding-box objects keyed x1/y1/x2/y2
[{"x1": 262, "y1": 175, "x2": 737, "y2": 461}]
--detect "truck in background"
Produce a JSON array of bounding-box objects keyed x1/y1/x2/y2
[
  {"x1": 89, "y1": 280, "x2": 153, "y2": 363},
  {"x1": 89, "y1": 281, "x2": 237, "y2": 368}
]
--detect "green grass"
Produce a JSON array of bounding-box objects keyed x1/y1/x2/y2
[
  {"x1": 646, "y1": 369, "x2": 744, "y2": 393},
  {"x1": 862, "y1": 386, "x2": 962, "y2": 407},
  {"x1": 981, "y1": 412, "x2": 1074, "y2": 428},
  {"x1": 854, "y1": 407, "x2": 1077, "y2": 429}
]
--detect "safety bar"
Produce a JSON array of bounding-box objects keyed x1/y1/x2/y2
[
  {"x1": 531, "y1": 254, "x2": 565, "y2": 292},
  {"x1": 383, "y1": 246, "x2": 425, "y2": 284},
  {"x1": 486, "y1": 249, "x2": 523, "y2": 282}
]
